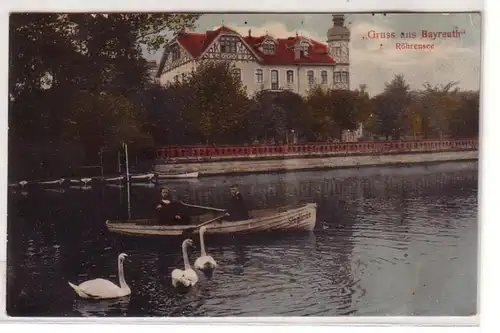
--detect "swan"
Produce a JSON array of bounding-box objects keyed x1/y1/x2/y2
[
  {"x1": 194, "y1": 226, "x2": 217, "y2": 271},
  {"x1": 68, "y1": 253, "x2": 131, "y2": 299},
  {"x1": 171, "y1": 239, "x2": 199, "y2": 288}
]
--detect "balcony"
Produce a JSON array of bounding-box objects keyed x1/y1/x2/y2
[{"x1": 260, "y1": 84, "x2": 294, "y2": 93}]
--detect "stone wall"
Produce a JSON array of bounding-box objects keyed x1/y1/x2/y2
[{"x1": 154, "y1": 150, "x2": 478, "y2": 177}]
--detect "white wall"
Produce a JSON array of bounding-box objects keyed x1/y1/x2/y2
[
  {"x1": 235, "y1": 63, "x2": 336, "y2": 97},
  {"x1": 159, "y1": 61, "x2": 196, "y2": 86}
]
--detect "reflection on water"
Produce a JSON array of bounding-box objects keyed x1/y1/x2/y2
[
  {"x1": 7, "y1": 161, "x2": 478, "y2": 316},
  {"x1": 73, "y1": 296, "x2": 131, "y2": 317}
]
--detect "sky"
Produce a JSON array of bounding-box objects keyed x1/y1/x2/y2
[{"x1": 143, "y1": 13, "x2": 481, "y2": 95}]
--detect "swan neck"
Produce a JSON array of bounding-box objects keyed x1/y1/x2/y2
[
  {"x1": 200, "y1": 229, "x2": 207, "y2": 257},
  {"x1": 118, "y1": 259, "x2": 127, "y2": 289},
  {"x1": 182, "y1": 243, "x2": 191, "y2": 270}
]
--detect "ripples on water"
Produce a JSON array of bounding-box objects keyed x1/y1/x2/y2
[{"x1": 7, "y1": 162, "x2": 478, "y2": 317}]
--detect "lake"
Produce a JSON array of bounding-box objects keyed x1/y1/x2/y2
[{"x1": 6, "y1": 161, "x2": 478, "y2": 317}]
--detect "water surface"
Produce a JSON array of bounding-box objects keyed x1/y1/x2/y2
[{"x1": 7, "y1": 162, "x2": 478, "y2": 316}]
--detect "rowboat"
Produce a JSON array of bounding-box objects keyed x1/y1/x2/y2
[
  {"x1": 38, "y1": 178, "x2": 66, "y2": 186},
  {"x1": 70, "y1": 178, "x2": 93, "y2": 185},
  {"x1": 103, "y1": 176, "x2": 125, "y2": 183},
  {"x1": 105, "y1": 203, "x2": 317, "y2": 236},
  {"x1": 129, "y1": 173, "x2": 156, "y2": 182},
  {"x1": 156, "y1": 171, "x2": 199, "y2": 179}
]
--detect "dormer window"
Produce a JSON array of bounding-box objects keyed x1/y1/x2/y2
[
  {"x1": 262, "y1": 41, "x2": 276, "y2": 55},
  {"x1": 294, "y1": 38, "x2": 310, "y2": 59}
]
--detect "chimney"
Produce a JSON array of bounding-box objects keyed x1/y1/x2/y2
[{"x1": 248, "y1": 29, "x2": 252, "y2": 37}]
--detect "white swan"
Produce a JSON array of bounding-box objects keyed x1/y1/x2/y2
[
  {"x1": 171, "y1": 239, "x2": 199, "y2": 288},
  {"x1": 194, "y1": 226, "x2": 217, "y2": 271},
  {"x1": 68, "y1": 253, "x2": 131, "y2": 299}
]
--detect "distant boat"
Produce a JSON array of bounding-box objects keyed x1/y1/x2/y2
[
  {"x1": 106, "y1": 203, "x2": 317, "y2": 237},
  {"x1": 104, "y1": 174, "x2": 156, "y2": 183},
  {"x1": 38, "y1": 178, "x2": 66, "y2": 187},
  {"x1": 70, "y1": 178, "x2": 94, "y2": 185},
  {"x1": 129, "y1": 173, "x2": 156, "y2": 182},
  {"x1": 156, "y1": 171, "x2": 199, "y2": 179},
  {"x1": 104, "y1": 176, "x2": 125, "y2": 183}
]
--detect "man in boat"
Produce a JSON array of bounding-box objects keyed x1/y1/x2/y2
[
  {"x1": 156, "y1": 187, "x2": 191, "y2": 225},
  {"x1": 225, "y1": 184, "x2": 250, "y2": 221}
]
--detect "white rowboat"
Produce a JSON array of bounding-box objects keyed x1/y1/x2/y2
[
  {"x1": 39, "y1": 178, "x2": 65, "y2": 186},
  {"x1": 130, "y1": 173, "x2": 156, "y2": 181},
  {"x1": 104, "y1": 176, "x2": 125, "y2": 182},
  {"x1": 156, "y1": 171, "x2": 199, "y2": 179},
  {"x1": 106, "y1": 203, "x2": 317, "y2": 237}
]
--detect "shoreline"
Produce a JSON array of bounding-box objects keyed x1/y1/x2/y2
[{"x1": 154, "y1": 150, "x2": 478, "y2": 177}]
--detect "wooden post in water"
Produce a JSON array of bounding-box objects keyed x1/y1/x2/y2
[
  {"x1": 124, "y1": 143, "x2": 131, "y2": 220},
  {"x1": 99, "y1": 147, "x2": 104, "y2": 176},
  {"x1": 117, "y1": 150, "x2": 121, "y2": 174}
]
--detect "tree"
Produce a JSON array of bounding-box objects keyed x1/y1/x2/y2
[
  {"x1": 373, "y1": 74, "x2": 412, "y2": 139},
  {"x1": 329, "y1": 89, "x2": 358, "y2": 137},
  {"x1": 245, "y1": 90, "x2": 306, "y2": 144},
  {"x1": 62, "y1": 91, "x2": 153, "y2": 160},
  {"x1": 181, "y1": 61, "x2": 249, "y2": 144},
  {"x1": 9, "y1": 13, "x2": 201, "y2": 178},
  {"x1": 304, "y1": 86, "x2": 337, "y2": 141},
  {"x1": 415, "y1": 81, "x2": 460, "y2": 138},
  {"x1": 447, "y1": 90, "x2": 480, "y2": 138},
  {"x1": 143, "y1": 83, "x2": 197, "y2": 145},
  {"x1": 246, "y1": 91, "x2": 288, "y2": 143}
]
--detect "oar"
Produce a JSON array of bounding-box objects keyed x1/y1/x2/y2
[
  {"x1": 181, "y1": 202, "x2": 227, "y2": 213},
  {"x1": 182, "y1": 213, "x2": 229, "y2": 235}
]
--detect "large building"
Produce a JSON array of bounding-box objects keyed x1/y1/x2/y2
[{"x1": 156, "y1": 14, "x2": 351, "y2": 96}]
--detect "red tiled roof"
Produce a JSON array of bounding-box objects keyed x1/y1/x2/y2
[
  {"x1": 243, "y1": 35, "x2": 333, "y2": 65},
  {"x1": 173, "y1": 25, "x2": 335, "y2": 66}
]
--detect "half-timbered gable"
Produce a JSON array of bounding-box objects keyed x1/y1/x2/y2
[
  {"x1": 163, "y1": 41, "x2": 193, "y2": 73},
  {"x1": 200, "y1": 28, "x2": 261, "y2": 62}
]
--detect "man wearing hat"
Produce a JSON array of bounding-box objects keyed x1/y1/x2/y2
[
  {"x1": 226, "y1": 184, "x2": 250, "y2": 221},
  {"x1": 156, "y1": 187, "x2": 191, "y2": 225}
]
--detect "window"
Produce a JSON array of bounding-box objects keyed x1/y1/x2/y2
[
  {"x1": 233, "y1": 68, "x2": 241, "y2": 81},
  {"x1": 286, "y1": 70, "x2": 294, "y2": 84},
  {"x1": 262, "y1": 42, "x2": 276, "y2": 54},
  {"x1": 299, "y1": 50, "x2": 305, "y2": 58},
  {"x1": 174, "y1": 75, "x2": 179, "y2": 83},
  {"x1": 307, "y1": 70, "x2": 314, "y2": 85},
  {"x1": 334, "y1": 72, "x2": 342, "y2": 83},
  {"x1": 255, "y1": 69, "x2": 263, "y2": 83},
  {"x1": 321, "y1": 70, "x2": 328, "y2": 84},
  {"x1": 171, "y1": 46, "x2": 180, "y2": 61},
  {"x1": 333, "y1": 47, "x2": 341, "y2": 56},
  {"x1": 271, "y1": 69, "x2": 279, "y2": 90},
  {"x1": 341, "y1": 71, "x2": 349, "y2": 83},
  {"x1": 220, "y1": 36, "x2": 237, "y2": 53}
]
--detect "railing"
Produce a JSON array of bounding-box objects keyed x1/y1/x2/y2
[{"x1": 156, "y1": 139, "x2": 478, "y2": 161}]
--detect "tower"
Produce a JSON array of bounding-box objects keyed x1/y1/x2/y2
[{"x1": 327, "y1": 14, "x2": 350, "y2": 90}]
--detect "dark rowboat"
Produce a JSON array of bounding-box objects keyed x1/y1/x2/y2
[{"x1": 105, "y1": 203, "x2": 317, "y2": 237}]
